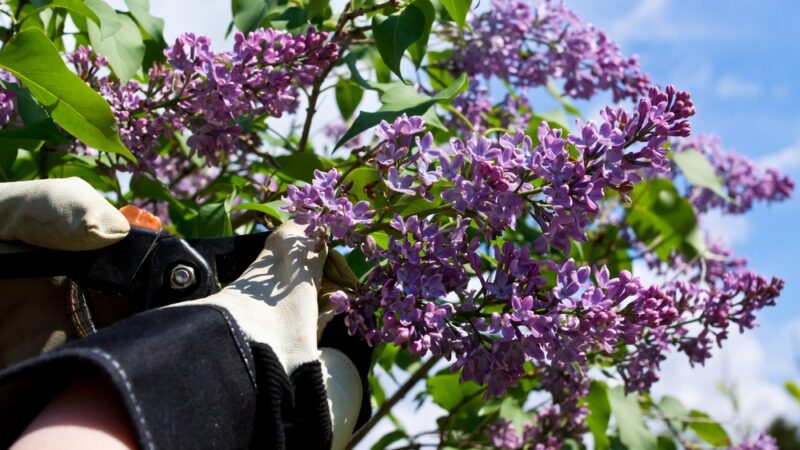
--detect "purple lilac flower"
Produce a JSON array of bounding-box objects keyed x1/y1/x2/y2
[
  {"x1": 730, "y1": 432, "x2": 778, "y2": 450},
  {"x1": 283, "y1": 168, "x2": 375, "y2": 244},
  {"x1": 672, "y1": 134, "x2": 794, "y2": 214},
  {"x1": 0, "y1": 70, "x2": 17, "y2": 126},
  {"x1": 323, "y1": 122, "x2": 362, "y2": 149},
  {"x1": 69, "y1": 28, "x2": 338, "y2": 176},
  {"x1": 485, "y1": 419, "x2": 523, "y2": 449},
  {"x1": 451, "y1": 0, "x2": 650, "y2": 103},
  {"x1": 283, "y1": 96, "x2": 786, "y2": 446}
]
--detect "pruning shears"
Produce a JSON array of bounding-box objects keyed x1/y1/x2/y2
[{"x1": 0, "y1": 228, "x2": 270, "y2": 335}]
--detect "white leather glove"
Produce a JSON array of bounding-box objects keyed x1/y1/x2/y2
[
  {"x1": 0, "y1": 178, "x2": 130, "y2": 251},
  {"x1": 176, "y1": 222, "x2": 364, "y2": 449}
]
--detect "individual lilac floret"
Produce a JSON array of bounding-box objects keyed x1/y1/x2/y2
[
  {"x1": 283, "y1": 169, "x2": 375, "y2": 244},
  {"x1": 672, "y1": 134, "x2": 794, "y2": 214}
]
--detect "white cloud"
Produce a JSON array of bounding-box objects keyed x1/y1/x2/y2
[
  {"x1": 702, "y1": 211, "x2": 752, "y2": 247},
  {"x1": 715, "y1": 76, "x2": 763, "y2": 100},
  {"x1": 758, "y1": 140, "x2": 800, "y2": 173},
  {"x1": 607, "y1": 0, "x2": 716, "y2": 45},
  {"x1": 652, "y1": 330, "x2": 800, "y2": 434},
  {"x1": 772, "y1": 85, "x2": 791, "y2": 100}
]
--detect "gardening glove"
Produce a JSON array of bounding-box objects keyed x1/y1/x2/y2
[
  {"x1": 0, "y1": 178, "x2": 130, "y2": 368},
  {"x1": 174, "y1": 221, "x2": 366, "y2": 449}
]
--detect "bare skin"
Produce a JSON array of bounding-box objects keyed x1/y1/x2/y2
[{"x1": 11, "y1": 374, "x2": 136, "y2": 450}]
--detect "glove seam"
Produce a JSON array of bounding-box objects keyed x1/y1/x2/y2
[{"x1": 200, "y1": 304, "x2": 258, "y2": 390}]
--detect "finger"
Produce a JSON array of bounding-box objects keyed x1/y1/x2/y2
[
  {"x1": 319, "y1": 348, "x2": 363, "y2": 450},
  {"x1": 0, "y1": 178, "x2": 129, "y2": 251}
]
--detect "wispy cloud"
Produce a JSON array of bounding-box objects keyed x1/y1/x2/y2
[
  {"x1": 702, "y1": 211, "x2": 752, "y2": 247},
  {"x1": 608, "y1": 0, "x2": 718, "y2": 45},
  {"x1": 652, "y1": 330, "x2": 800, "y2": 434},
  {"x1": 758, "y1": 140, "x2": 800, "y2": 172},
  {"x1": 715, "y1": 76, "x2": 763, "y2": 100}
]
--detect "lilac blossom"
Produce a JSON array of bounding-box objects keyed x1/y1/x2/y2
[
  {"x1": 730, "y1": 433, "x2": 778, "y2": 450},
  {"x1": 69, "y1": 28, "x2": 338, "y2": 176},
  {"x1": 0, "y1": 70, "x2": 17, "y2": 126},
  {"x1": 281, "y1": 83, "x2": 776, "y2": 450},
  {"x1": 672, "y1": 134, "x2": 794, "y2": 214},
  {"x1": 283, "y1": 169, "x2": 375, "y2": 244},
  {"x1": 451, "y1": 0, "x2": 650, "y2": 103}
]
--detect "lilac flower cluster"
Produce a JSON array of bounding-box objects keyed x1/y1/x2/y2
[
  {"x1": 730, "y1": 432, "x2": 778, "y2": 450},
  {"x1": 634, "y1": 238, "x2": 784, "y2": 375},
  {"x1": 485, "y1": 414, "x2": 565, "y2": 450},
  {"x1": 672, "y1": 134, "x2": 794, "y2": 214},
  {"x1": 283, "y1": 90, "x2": 705, "y2": 444},
  {"x1": 70, "y1": 29, "x2": 338, "y2": 174},
  {"x1": 0, "y1": 70, "x2": 17, "y2": 126},
  {"x1": 283, "y1": 168, "x2": 375, "y2": 244},
  {"x1": 451, "y1": 0, "x2": 650, "y2": 103}
]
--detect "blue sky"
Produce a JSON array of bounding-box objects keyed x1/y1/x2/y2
[
  {"x1": 567, "y1": 0, "x2": 800, "y2": 346},
  {"x1": 110, "y1": 0, "x2": 800, "y2": 439},
  {"x1": 565, "y1": 0, "x2": 800, "y2": 430}
]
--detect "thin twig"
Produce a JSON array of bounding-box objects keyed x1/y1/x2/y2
[
  {"x1": 345, "y1": 355, "x2": 442, "y2": 450},
  {"x1": 296, "y1": 0, "x2": 398, "y2": 152}
]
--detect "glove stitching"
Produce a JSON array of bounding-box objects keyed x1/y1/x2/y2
[
  {"x1": 88, "y1": 348, "x2": 155, "y2": 450},
  {"x1": 203, "y1": 305, "x2": 258, "y2": 389}
]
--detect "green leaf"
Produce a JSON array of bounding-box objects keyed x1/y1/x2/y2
[
  {"x1": 608, "y1": 387, "x2": 657, "y2": 450},
  {"x1": 274, "y1": 152, "x2": 326, "y2": 182},
  {"x1": 439, "y1": 0, "x2": 470, "y2": 29},
  {"x1": 370, "y1": 231, "x2": 390, "y2": 249},
  {"x1": 587, "y1": 381, "x2": 611, "y2": 450},
  {"x1": 336, "y1": 73, "x2": 467, "y2": 148},
  {"x1": 426, "y1": 372, "x2": 482, "y2": 411},
  {"x1": 546, "y1": 81, "x2": 582, "y2": 117},
  {"x1": 376, "y1": 343, "x2": 400, "y2": 372},
  {"x1": 499, "y1": 397, "x2": 527, "y2": 432},
  {"x1": 407, "y1": 0, "x2": 434, "y2": 68},
  {"x1": 657, "y1": 436, "x2": 678, "y2": 450},
  {"x1": 342, "y1": 167, "x2": 380, "y2": 202},
  {"x1": 0, "y1": 149, "x2": 17, "y2": 181},
  {"x1": 0, "y1": 120, "x2": 69, "y2": 150},
  {"x1": 371, "y1": 430, "x2": 407, "y2": 450},
  {"x1": 88, "y1": 12, "x2": 145, "y2": 82},
  {"x1": 232, "y1": 0, "x2": 287, "y2": 33},
  {"x1": 24, "y1": 0, "x2": 101, "y2": 26},
  {"x1": 371, "y1": 1, "x2": 428, "y2": 79},
  {"x1": 627, "y1": 179, "x2": 700, "y2": 260},
  {"x1": 83, "y1": 0, "x2": 121, "y2": 38},
  {"x1": 786, "y1": 381, "x2": 800, "y2": 404},
  {"x1": 658, "y1": 396, "x2": 688, "y2": 433},
  {"x1": 233, "y1": 201, "x2": 289, "y2": 223},
  {"x1": 0, "y1": 29, "x2": 135, "y2": 162},
  {"x1": 335, "y1": 78, "x2": 364, "y2": 120},
  {"x1": 195, "y1": 201, "x2": 234, "y2": 237},
  {"x1": 344, "y1": 246, "x2": 372, "y2": 280},
  {"x1": 125, "y1": 0, "x2": 165, "y2": 43},
  {"x1": 672, "y1": 149, "x2": 732, "y2": 202},
  {"x1": 1, "y1": 82, "x2": 48, "y2": 124},
  {"x1": 688, "y1": 410, "x2": 730, "y2": 447}
]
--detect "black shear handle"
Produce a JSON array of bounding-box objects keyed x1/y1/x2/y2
[{"x1": 0, "y1": 229, "x2": 270, "y2": 312}]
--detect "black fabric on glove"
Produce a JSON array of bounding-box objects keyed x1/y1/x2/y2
[{"x1": 0, "y1": 304, "x2": 333, "y2": 450}]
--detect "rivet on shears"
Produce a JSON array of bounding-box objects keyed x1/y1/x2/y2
[{"x1": 169, "y1": 264, "x2": 196, "y2": 291}]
